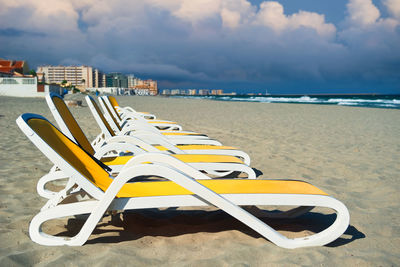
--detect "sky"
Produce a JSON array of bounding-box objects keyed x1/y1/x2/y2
[{"x1": 1, "y1": 0, "x2": 399, "y2": 94}]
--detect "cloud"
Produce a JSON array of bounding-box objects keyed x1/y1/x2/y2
[
  {"x1": 0, "y1": 0, "x2": 81, "y2": 35},
  {"x1": 0, "y1": 28, "x2": 46, "y2": 37},
  {"x1": 0, "y1": 0, "x2": 399, "y2": 93},
  {"x1": 346, "y1": 0, "x2": 380, "y2": 26},
  {"x1": 221, "y1": 8, "x2": 241, "y2": 28},
  {"x1": 384, "y1": 0, "x2": 400, "y2": 19},
  {"x1": 172, "y1": 0, "x2": 221, "y2": 23}
]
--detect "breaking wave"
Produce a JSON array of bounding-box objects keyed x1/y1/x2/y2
[{"x1": 173, "y1": 95, "x2": 400, "y2": 109}]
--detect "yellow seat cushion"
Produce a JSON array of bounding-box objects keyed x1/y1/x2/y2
[
  {"x1": 27, "y1": 117, "x2": 327, "y2": 199},
  {"x1": 161, "y1": 132, "x2": 205, "y2": 136},
  {"x1": 101, "y1": 154, "x2": 244, "y2": 166},
  {"x1": 113, "y1": 179, "x2": 328, "y2": 198},
  {"x1": 154, "y1": 145, "x2": 237, "y2": 151}
]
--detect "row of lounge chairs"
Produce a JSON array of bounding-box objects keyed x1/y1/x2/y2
[{"x1": 16, "y1": 93, "x2": 350, "y2": 248}]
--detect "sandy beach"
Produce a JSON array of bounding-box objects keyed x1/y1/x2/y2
[{"x1": 0, "y1": 94, "x2": 399, "y2": 266}]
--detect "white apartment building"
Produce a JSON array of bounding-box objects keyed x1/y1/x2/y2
[
  {"x1": 37, "y1": 65, "x2": 103, "y2": 88},
  {"x1": 187, "y1": 89, "x2": 196, "y2": 95},
  {"x1": 198, "y1": 89, "x2": 210, "y2": 95},
  {"x1": 161, "y1": 89, "x2": 171, "y2": 95},
  {"x1": 127, "y1": 74, "x2": 139, "y2": 88}
]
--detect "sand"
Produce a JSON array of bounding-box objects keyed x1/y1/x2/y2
[{"x1": 0, "y1": 94, "x2": 399, "y2": 266}]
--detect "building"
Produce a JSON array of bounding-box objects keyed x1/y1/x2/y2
[
  {"x1": 106, "y1": 73, "x2": 128, "y2": 88},
  {"x1": 127, "y1": 74, "x2": 141, "y2": 88},
  {"x1": 170, "y1": 89, "x2": 180, "y2": 95},
  {"x1": 86, "y1": 87, "x2": 129, "y2": 95},
  {"x1": 211, "y1": 89, "x2": 223, "y2": 95},
  {"x1": 36, "y1": 65, "x2": 100, "y2": 89},
  {"x1": 134, "y1": 79, "x2": 158, "y2": 95},
  {"x1": 198, "y1": 89, "x2": 209, "y2": 95},
  {"x1": 0, "y1": 71, "x2": 12, "y2": 77},
  {"x1": 0, "y1": 76, "x2": 62, "y2": 97},
  {"x1": 187, "y1": 89, "x2": 196, "y2": 95},
  {"x1": 161, "y1": 89, "x2": 170, "y2": 95},
  {"x1": 0, "y1": 59, "x2": 30, "y2": 76},
  {"x1": 93, "y1": 69, "x2": 106, "y2": 88}
]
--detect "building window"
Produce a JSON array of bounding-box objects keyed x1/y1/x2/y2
[
  {"x1": 0, "y1": 78, "x2": 19, "y2": 84},
  {"x1": 22, "y1": 78, "x2": 36, "y2": 84}
]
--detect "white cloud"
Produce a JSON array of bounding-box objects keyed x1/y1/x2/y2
[
  {"x1": 172, "y1": 0, "x2": 221, "y2": 23},
  {"x1": 254, "y1": 1, "x2": 335, "y2": 38},
  {"x1": 221, "y1": 8, "x2": 241, "y2": 28},
  {"x1": 219, "y1": 0, "x2": 254, "y2": 28},
  {"x1": 255, "y1": 2, "x2": 288, "y2": 31},
  {"x1": 290, "y1": 11, "x2": 336, "y2": 38},
  {"x1": 0, "y1": 0, "x2": 80, "y2": 34},
  {"x1": 384, "y1": 0, "x2": 400, "y2": 19},
  {"x1": 347, "y1": 0, "x2": 380, "y2": 26}
]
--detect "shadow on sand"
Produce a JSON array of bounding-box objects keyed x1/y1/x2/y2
[{"x1": 57, "y1": 208, "x2": 364, "y2": 247}]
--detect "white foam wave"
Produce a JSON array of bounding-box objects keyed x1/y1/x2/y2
[
  {"x1": 337, "y1": 101, "x2": 359, "y2": 106},
  {"x1": 172, "y1": 95, "x2": 400, "y2": 108}
]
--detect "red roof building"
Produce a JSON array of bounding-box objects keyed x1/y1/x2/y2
[{"x1": 0, "y1": 59, "x2": 30, "y2": 76}]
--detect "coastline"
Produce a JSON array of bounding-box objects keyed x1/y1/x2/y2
[
  {"x1": 169, "y1": 94, "x2": 400, "y2": 109},
  {"x1": 0, "y1": 95, "x2": 399, "y2": 265}
]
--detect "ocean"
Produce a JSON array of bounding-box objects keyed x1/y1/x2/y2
[{"x1": 172, "y1": 95, "x2": 400, "y2": 109}]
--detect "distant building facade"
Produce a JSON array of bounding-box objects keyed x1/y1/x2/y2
[
  {"x1": 161, "y1": 89, "x2": 170, "y2": 95},
  {"x1": 211, "y1": 89, "x2": 223, "y2": 95},
  {"x1": 36, "y1": 65, "x2": 103, "y2": 89},
  {"x1": 86, "y1": 87, "x2": 131, "y2": 95},
  {"x1": 187, "y1": 89, "x2": 196, "y2": 95},
  {"x1": 170, "y1": 89, "x2": 180, "y2": 95},
  {"x1": 198, "y1": 89, "x2": 209, "y2": 95},
  {"x1": 106, "y1": 73, "x2": 128, "y2": 88},
  {"x1": 160, "y1": 88, "x2": 233, "y2": 96},
  {"x1": 35, "y1": 65, "x2": 159, "y2": 95},
  {"x1": 134, "y1": 79, "x2": 158, "y2": 95},
  {"x1": 93, "y1": 69, "x2": 106, "y2": 88},
  {"x1": 127, "y1": 74, "x2": 140, "y2": 88}
]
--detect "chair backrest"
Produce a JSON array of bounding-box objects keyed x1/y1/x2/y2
[
  {"x1": 108, "y1": 96, "x2": 120, "y2": 109},
  {"x1": 98, "y1": 96, "x2": 122, "y2": 132},
  {"x1": 103, "y1": 96, "x2": 123, "y2": 122},
  {"x1": 16, "y1": 113, "x2": 111, "y2": 199},
  {"x1": 46, "y1": 93, "x2": 95, "y2": 155},
  {"x1": 85, "y1": 95, "x2": 116, "y2": 138}
]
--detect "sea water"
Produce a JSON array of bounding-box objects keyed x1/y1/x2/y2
[{"x1": 172, "y1": 95, "x2": 400, "y2": 109}]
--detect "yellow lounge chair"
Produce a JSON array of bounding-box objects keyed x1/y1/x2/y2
[
  {"x1": 107, "y1": 95, "x2": 156, "y2": 120},
  {"x1": 108, "y1": 96, "x2": 156, "y2": 120},
  {"x1": 101, "y1": 95, "x2": 181, "y2": 131},
  {"x1": 98, "y1": 96, "x2": 211, "y2": 140},
  {"x1": 83, "y1": 95, "x2": 250, "y2": 163},
  {"x1": 39, "y1": 94, "x2": 255, "y2": 199},
  {"x1": 17, "y1": 113, "x2": 350, "y2": 248}
]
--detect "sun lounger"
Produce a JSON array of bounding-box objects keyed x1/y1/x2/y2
[
  {"x1": 39, "y1": 94, "x2": 254, "y2": 198},
  {"x1": 99, "y1": 95, "x2": 177, "y2": 127},
  {"x1": 107, "y1": 95, "x2": 156, "y2": 120},
  {"x1": 84, "y1": 95, "x2": 250, "y2": 163},
  {"x1": 100, "y1": 96, "x2": 183, "y2": 131},
  {"x1": 98, "y1": 96, "x2": 210, "y2": 140},
  {"x1": 87, "y1": 95, "x2": 224, "y2": 146},
  {"x1": 17, "y1": 113, "x2": 350, "y2": 248}
]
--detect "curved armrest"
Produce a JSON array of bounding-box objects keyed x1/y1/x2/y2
[
  {"x1": 119, "y1": 123, "x2": 159, "y2": 136},
  {"x1": 104, "y1": 135, "x2": 161, "y2": 153},
  {"x1": 120, "y1": 152, "x2": 212, "y2": 180},
  {"x1": 93, "y1": 142, "x2": 145, "y2": 158}
]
